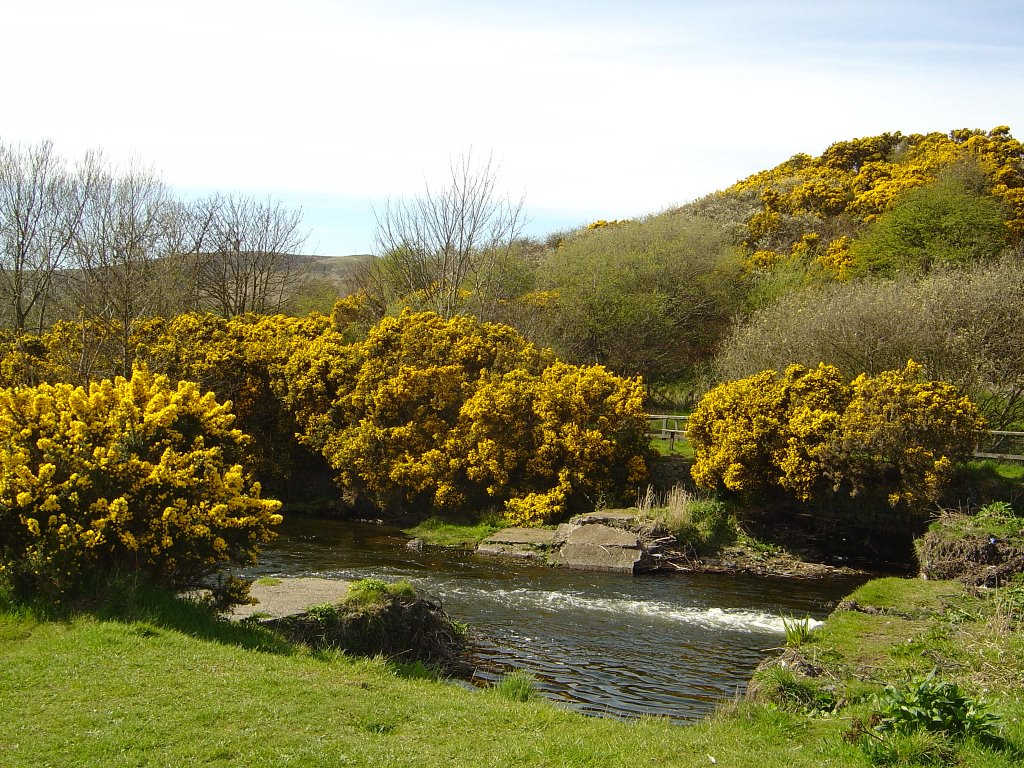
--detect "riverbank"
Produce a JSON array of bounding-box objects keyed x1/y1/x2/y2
[{"x1": 3, "y1": 574, "x2": 1022, "y2": 767}]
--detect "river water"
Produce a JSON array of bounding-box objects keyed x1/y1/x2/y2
[{"x1": 246, "y1": 515, "x2": 865, "y2": 721}]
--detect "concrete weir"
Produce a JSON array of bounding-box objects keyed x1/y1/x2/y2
[
  {"x1": 479, "y1": 511, "x2": 670, "y2": 574},
  {"x1": 475, "y1": 527, "x2": 557, "y2": 562}
]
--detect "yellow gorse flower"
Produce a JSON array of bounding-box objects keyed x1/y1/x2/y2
[{"x1": 0, "y1": 367, "x2": 281, "y2": 596}]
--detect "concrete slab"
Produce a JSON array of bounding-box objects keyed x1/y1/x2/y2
[{"x1": 229, "y1": 576, "x2": 350, "y2": 621}]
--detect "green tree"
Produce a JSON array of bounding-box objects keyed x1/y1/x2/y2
[
  {"x1": 540, "y1": 214, "x2": 744, "y2": 391},
  {"x1": 849, "y1": 175, "x2": 1009, "y2": 275}
]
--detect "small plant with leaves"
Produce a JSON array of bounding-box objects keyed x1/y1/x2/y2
[
  {"x1": 782, "y1": 615, "x2": 816, "y2": 648},
  {"x1": 851, "y1": 671, "x2": 1003, "y2": 763},
  {"x1": 874, "y1": 672, "x2": 1000, "y2": 740}
]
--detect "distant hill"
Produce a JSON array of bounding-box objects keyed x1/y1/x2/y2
[{"x1": 296, "y1": 254, "x2": 371, "y2": 291}]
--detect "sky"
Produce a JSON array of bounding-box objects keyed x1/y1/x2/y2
[{"x1": 3, "y1": 0, "x2": 1023, "y2": 255}]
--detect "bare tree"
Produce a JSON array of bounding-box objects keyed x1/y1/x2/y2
[
  {"x1": 186, "y1": 193, "x2": 308, "y2": 317},
  {"x1": 67, "y1": 152, "x2": 179, "y2": 378},
  {"x1": 0, "y1": 140, "x2": 83, "y2": 334},
  {"x1": 371, "y1": 153, "x2": 525, "y2": 318}
]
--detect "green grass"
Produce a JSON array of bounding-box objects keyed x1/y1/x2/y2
[
  {"x1": 987, "y1": 462, "x2": 1024, "y2": 481},
  {"x1": 3, "y1": 576, "x2": 1024, "y2": 767},
  {"x1": 927, "y1": 501, "x2": 1024, "y2": 539},
  {"x1": 0, "y1": 582, "x2": 889, "y2": 768},
  {"x1": 752, "y1": 576, "x2": 1024, "y2": 765},
  {"x1": 402, "y1": 516, "x2": 504, "y2": 548},
  {"x1": 490, "y1": 670, "x2": 541, "y2": 702},
  {"x1": 650, "y1": 435, "x2": 694, "y2": 458}
]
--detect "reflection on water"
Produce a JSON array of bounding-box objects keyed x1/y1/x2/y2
[{"x1": 246, "y1": 515, "x2": 864, "y2": 721}]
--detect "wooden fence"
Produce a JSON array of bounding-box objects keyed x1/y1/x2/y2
[{"x1": 647, "y1": 415, "x2": 1024, "y2": 463}]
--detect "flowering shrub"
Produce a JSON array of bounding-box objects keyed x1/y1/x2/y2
[
  {"x1": 728, "y1": 127, "x2": 1023, "y2": 273},
  {"x1": 132, "y1": 312, "x2": 331, "y2": 493},
  {"x1": 0, "y1": 368, "x2": 281, "y2": 599},
  {"x1": 688, "y1": 362, "x2": 984, "y2": 514},
  {"x1": 283, "y1": 310, "x2": 650, "y2": 524}
]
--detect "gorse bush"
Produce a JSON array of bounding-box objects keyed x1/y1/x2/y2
[
  {"x1": 688, "y1": 361, "x2": 984, "y2": 515},
  {"x1": 721, "y1": 127, "x2": 1023, "y2": 277},
  {"x1": 0, "y1": 368, "x2": 281, "y2": 600},
  {"x1": 0, "y1": 308, "x2": 651, "y2": 531},
  {"x1": 283, "y1": 310, "x2": 650, "y2": 525},
  {"x1": 133, "y1": 312, "x2": 333, "y2": 495},
  {"x1": 712, "y1": 257, "x2": 1024, "y2": 430},
  {"x1": 0, "y1": 312, "x2": 335, "y2": 497}
]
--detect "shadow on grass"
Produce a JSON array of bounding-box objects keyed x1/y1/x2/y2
[{"x1": 4, "y1": 575, "x2": 296, "y2": 656}]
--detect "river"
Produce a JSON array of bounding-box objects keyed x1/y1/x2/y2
[{"x1": 245, "y1": 515, "x2": 866, "y2": 721}]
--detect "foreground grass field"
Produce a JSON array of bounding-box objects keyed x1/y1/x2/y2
[{"x1": 2, "y1": 579, "x2": 1023, "y2": 767}]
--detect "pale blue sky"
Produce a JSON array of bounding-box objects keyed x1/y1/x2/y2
[{"x1": 4, "y1": 0, "x2": 1022, "y2": 255}]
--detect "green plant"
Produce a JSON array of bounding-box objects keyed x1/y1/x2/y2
[
  {"x1": 304, "y1": 603, "x2": 340, "y2": 621},
  {"x1": 858, "y1": 728, "x2": 955, "y2": 767},
  {"x1": 491, "y1": 670, "x2": 540, "y2": 703},
  {"x1": 872, "y1": 672, "x2": 1000, "y2": 742},
  {"x1": 636, "y1": 485, "x2": 736, "y2": 553},
  {"x1": 977, "y1": 501, "x2": 1019, "y2": 530},
  {"x1": 751, "y1": 665, "x2": 836, "y2": 714},
  {"x1": 782, "y1": 615, "x2": 816, "y2": 648}
]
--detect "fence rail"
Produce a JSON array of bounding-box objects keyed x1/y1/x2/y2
[
  {"x1": 646, "y1": 416, "x2": 1024, "y2": 462},
  {"x1": 974, "y1": 430, "x2": 1024, "y2": 462}
]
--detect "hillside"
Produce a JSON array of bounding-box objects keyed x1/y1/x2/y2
[
  {"x1": 298, "y1": 253, "x2": 372, "y2": 291},
  {"x1": 679, "y1": 126, "x2": 1023, "y2": 280}
]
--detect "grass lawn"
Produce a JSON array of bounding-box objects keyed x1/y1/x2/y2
[
  {"x1": 0, "y1": 586, "x2": 876, "y2": 768},
  {"x1": 650, "y1": 435, "x2": 694, "y2": 459},
  {"x1": 3, "y1": 577, "x2": 1024, "y2": 767}
]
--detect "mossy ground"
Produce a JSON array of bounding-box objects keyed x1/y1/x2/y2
[{"x1": 402, "y1": 516, "x2": 505, "y2": 548}]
